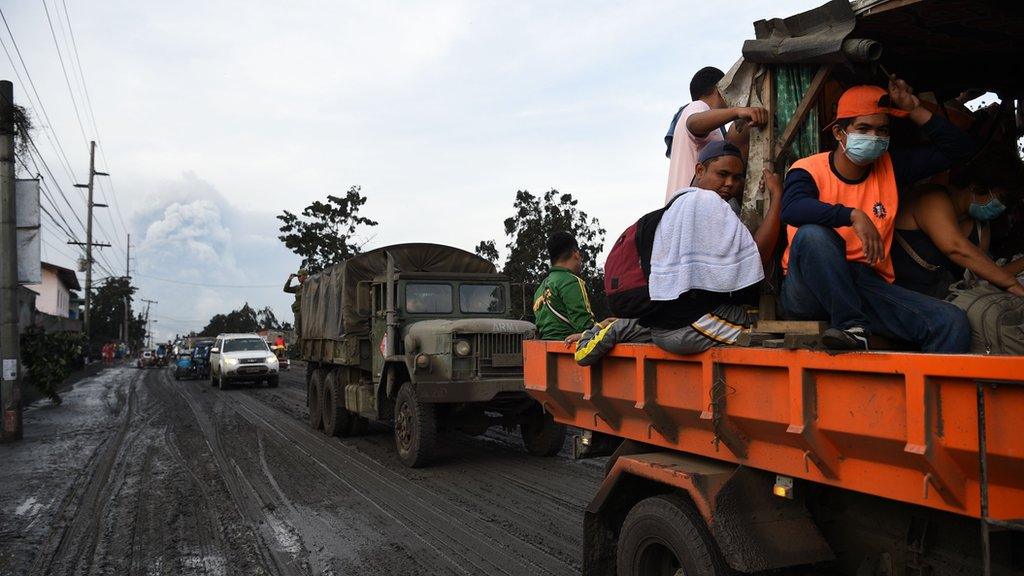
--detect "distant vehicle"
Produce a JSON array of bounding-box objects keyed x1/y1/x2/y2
[
  {"x1": 209, "y1": 333, "x2": 280, "y2": 389},
  {"x1": 173, "y1": 351, "x2": 195, "y2": 380},
  {"x1": 192, "y1": 340, "x2": 214, "y2": 379},
  {"x1": 136, "y1": 350, "x2": 155, "y2": 369},
  {"x1": 155, "y1": 344, "x2": 169, "y2": 367},
  {"x1": 271, "y1": 345, "x2": 289, "y2": 371}
]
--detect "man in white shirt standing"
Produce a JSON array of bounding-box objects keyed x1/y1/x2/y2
[{"x1": 665, "y1": 66, "x2": 770, "y2": 205}]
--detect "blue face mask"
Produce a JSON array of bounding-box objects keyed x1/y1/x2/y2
[
  {"x1": 969, "y1": 193, "x2": 1006, "y2": 221},
  {"x1": 841, "y1": 131, "x2": 890, "y2": 165}
]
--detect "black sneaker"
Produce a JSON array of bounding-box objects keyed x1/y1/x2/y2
[{"x1": 821, "y1": 327, "x2": 869, "y2": 351}]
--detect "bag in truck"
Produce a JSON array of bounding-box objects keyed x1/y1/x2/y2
[
  {"x1": 949, "y1": 282, "x2": 1024, "y2": 354},
  {"x1": 604, "y1": 192, "x2": 687, "y2": 317}
]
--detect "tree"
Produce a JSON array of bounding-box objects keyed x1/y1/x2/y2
[
  {"x1": 479, "y1": 189, "x2": 607, "y2": 319},
  {"x1": 474, "y1": 240, "x2": 499, "y2": 266},
  {"x1": 277, "y1": 186, "x2": 379, "y2": 273},
  {"x1": 201, "y1": 303, "x2": 281, "y2": 335},
  {"x1": 90, "y1": 277, "x2": 146, "y2": 347}
]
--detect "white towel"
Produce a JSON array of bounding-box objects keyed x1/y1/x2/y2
[{"x1": 648, "y1": 187, "x2": 764, "y2": 301}]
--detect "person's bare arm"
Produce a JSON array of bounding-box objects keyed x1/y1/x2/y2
[
  {"x1": 1002, "y1": 257, "x2": 1024, "y2": 278},
  {"x1": 914, "y1": 193, "x2": 1024, "y2": 296},
  {"x1": 686, "y1": 107, "x2": 768, "y2": 138},
  {"x1": 752, "y1": 169, "x2": 783, "y2": 268}
]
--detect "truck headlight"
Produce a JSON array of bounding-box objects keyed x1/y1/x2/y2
[
  {"x1": 224, "y1": 358, "x2": 239, "y2": 366},
  {"x1": 266, "y1": 355, "x2": 278, "y2": 364},
  {"x1": 453, "y1": 339, "x2": 471, "y2": 357}
]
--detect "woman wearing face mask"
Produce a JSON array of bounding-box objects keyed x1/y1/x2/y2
[{"x1": 892, "y1": 153, "x2": 1024, "y2": 298}]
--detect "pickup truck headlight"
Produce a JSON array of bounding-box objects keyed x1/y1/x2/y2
[
  {"x1": 454, "y1": 339, "x2": 471, "y2": 357},
  {"x1": 266, "y1": 355, "x2": 278, "y2": 364},
  {"x1": 224, "y1": 357, "x2": 239, "y2": 366}
]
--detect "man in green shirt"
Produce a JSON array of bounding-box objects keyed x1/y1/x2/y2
[{"x1": 533, "y1": 231, "x2": 596, "y2": 340}]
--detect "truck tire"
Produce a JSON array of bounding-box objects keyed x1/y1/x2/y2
[
  {"x1": 393, "y1": 382, "x2": 437, "y2": 468},
  {"x1": 218, "y1": 372, "x2": 230, "y2": 390},
  {"x1": 616, "y1": 493, "x2": 732, "y2": 576},
  {"x1": 322, "y1": 371, "x2": 353, "y2": 437},
  {"x1": 520, "y1": 408, "x2": 566, "y2": 457},
  {"x1": 309, "y1": 369, "x2": 324, "y2": 431}
]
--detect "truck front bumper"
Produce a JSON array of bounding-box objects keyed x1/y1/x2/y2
[{"x1": 415, "y1": 378, "x2": 526, "y2": 403}]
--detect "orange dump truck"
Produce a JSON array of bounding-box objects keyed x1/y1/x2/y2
[{"x1": 524, "y1": 341, "x2": 1024, "y2": 575}]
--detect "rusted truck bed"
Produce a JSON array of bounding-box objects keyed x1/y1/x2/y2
[{"x1": 524, "y1": 340, "x2": 1024, "y2": 521}]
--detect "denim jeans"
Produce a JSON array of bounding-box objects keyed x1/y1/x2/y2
[{"x1": 780, "y1": 225, "x2": 970, "y2": 353}]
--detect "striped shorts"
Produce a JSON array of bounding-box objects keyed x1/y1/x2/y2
[{"x1": 651, "y1": 304, "x2": 755, "y2": 355}]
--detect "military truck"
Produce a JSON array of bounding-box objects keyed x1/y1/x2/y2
[{"x1": 299, "y1": 243, "x2": 565, "y2": 467}]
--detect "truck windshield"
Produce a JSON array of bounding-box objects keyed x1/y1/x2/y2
[
  {"x1": 223, "y1": 338, "x2": 269, "y2": 352},
  {"x1": 406, "y1": 284, "x2": 453, "y2": 314},
  {"x1": 460, "y1": 284, "x2": 505, "y2": 313}
]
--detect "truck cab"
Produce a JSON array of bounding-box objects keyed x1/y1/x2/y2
[{"x1": 301, "y1": 243, "x2": 564, "y2": 467}]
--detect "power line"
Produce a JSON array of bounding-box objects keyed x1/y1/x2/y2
[
  {"x1": 51, "y1": 1, "x2": 130, "y2": 257},
  {"x1": 40, "y1": 0, "x2": 89, "y2": 149},
  {"x1": 0, "y1": 6, "x2": 80, "y2": 183},
  {"x1": 133, "y1": 272, "x2": 281, "y2": 289}
]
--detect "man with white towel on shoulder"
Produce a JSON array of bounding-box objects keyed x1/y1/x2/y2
[{"x1": 643, "y1": 141, "x2": 782, "y2": 355}]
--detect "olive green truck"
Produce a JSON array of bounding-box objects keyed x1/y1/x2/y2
[{"x1": 299, "y1": 243, "x2": 565, "y2": 467}]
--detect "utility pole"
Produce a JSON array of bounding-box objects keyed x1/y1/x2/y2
[
  {"x1": 122, "y1": 233, "x2": 131, "y2": 347},
  {"x1": 0, "y1": 80, "x2": 21, "y2": 442},
  {"x1": 142, "y1": 298, "x2": 157, "y2": 348},
  {"x1": 69, "y1": 140, "x2": 109, "y2": 349}
]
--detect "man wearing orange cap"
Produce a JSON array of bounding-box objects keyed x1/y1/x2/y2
[{"x1": 779, "y1": 76, "x2": 975, "y2": 352}]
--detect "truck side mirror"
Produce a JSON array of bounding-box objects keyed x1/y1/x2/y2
[{"x1": 210, "y1": 348, "x2": 219, "y2": 354}]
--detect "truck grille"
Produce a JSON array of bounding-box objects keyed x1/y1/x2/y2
[{"x1": 474, "y1": 333, "x2": 524, "y2": 378}]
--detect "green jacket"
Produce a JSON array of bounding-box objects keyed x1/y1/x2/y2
[{"x1": 533, "y1": 266, "x2": 596, "y2": 340}]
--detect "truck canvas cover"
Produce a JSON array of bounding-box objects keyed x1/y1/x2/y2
[{"x1": 300, "y1": 243, "x2": 496, "y2": 339}]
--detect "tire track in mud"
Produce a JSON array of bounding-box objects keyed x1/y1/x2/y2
[
  {"x1": 253, "y1": 369, "x2": 599, "y2": 571},
  {"x1": 228, "y1": 390, "x2": 580, "y2": 576},
  {"x1": 28, "y1": 368, "x2": 143, "y2": 576},
  {"x1": 170, "y1": 373, "x2": 305, "y2": 576}
]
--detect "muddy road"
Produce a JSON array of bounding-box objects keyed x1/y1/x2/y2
[{"x1": 0, "y1": 364, "x2": 605, "y2": 575}]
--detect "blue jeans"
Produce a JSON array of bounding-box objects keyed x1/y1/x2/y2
[{"x1": 780, "y1": 225, "x2": 969, "y2": 353}]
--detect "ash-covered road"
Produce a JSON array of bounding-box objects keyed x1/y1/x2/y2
[{"x1": 0, "y1": 364, "x2": 605, "y2": 575}]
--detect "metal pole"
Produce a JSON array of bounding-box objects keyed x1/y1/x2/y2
[
  {"x1": 0, "y1": 80, "x2": 22, "y2": 442},
  {"x1": 83, "y1": 141, "x2": 95, "y2": 344},
  {"x1": 977, "y1": 381, "x2": 991, "y2": 576},
  {"x1": 123, "y1": 233, "x2": 130, "y2": 348}
]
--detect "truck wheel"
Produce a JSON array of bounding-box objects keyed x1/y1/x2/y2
[
  {"x1": 520, "y1": 409, "x2": 566, "y2": 457},
  {"x1": 616, "y1": 494, "x2": 732, "y2": 576},
  {"x1": 309, "y1": 369, "x2": 324, "y2": 431},
  {"x1": 393, "y1": 382, "x2": 437, "y2": 468},
  {"x1": 322, "y1": 371, "x2": 353, "y2": 437},
  {"x1": 218, "y1": 372, "x2": 230, "y2": 390}
]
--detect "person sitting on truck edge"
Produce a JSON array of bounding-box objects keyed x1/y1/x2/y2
[
  {"x1": 283, "y1": 268, "x2": 308, "y2": 348},
  {"x1": 665, "y1": 66, "x2": 769, "y2": 206},
  {"x1": 533, "y1": 231, "x2": 596, "y2": 340},
  {"x1": 642, "y1": 141, "x2": 778, "y2": 355},
  {"x1": 779, "y1": 76, "x2": 976, "y2": 352},
  {"x1": 891, "y1": 152, "x2": 1024, "y2": 299}
]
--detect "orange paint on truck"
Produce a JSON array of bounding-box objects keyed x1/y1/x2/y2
[{"x1": 524, "y1": 339, "x2": 1024, "y2": 520}]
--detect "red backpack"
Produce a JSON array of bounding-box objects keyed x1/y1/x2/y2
[{"x1": 604, "y1": 192, "x2": 687, "y2": 317}]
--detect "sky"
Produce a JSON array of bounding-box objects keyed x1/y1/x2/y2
[{"x1": 2, "y1": 0, "x2": 820, "y2": 341}]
